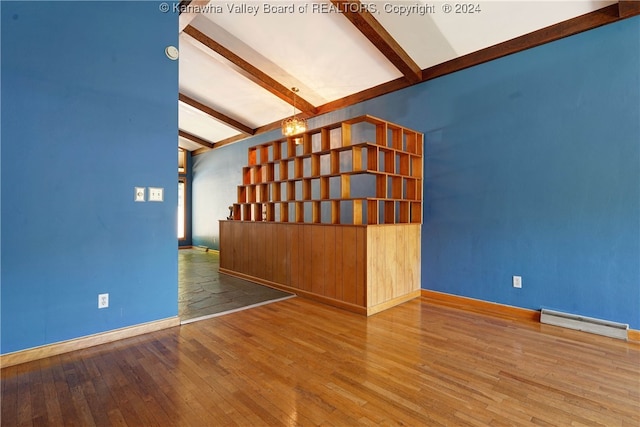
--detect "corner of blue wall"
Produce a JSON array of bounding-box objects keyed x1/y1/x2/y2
[{"x1": 1, "y1": 1, "x2": 180, "y2": 354}]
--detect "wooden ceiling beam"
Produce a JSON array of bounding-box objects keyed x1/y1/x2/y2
[
  {"x1": 422, "y1": 4, "x2": 624, "y2": 81},
  {"x1": 192, "y1": 146, "x2": 213, "y2": 156},
  {"x1": 316, "y1": 77, "x2": 410, "y2": 115},
  {"x1": 179, "y1": 129, "x2": 215, "y2": 149},
  {"x1": 331, "y1": 0, "x2": 421, "y2": 84},
  {"x1": 208, "y1": 133, "x2": 254, "y2": 151},
  {"x1": 179, "y1": 93, "x2": 255, "y2": 135},
  {"x1": 183, "y1": 25, "x2": 317, "y2": 114}
]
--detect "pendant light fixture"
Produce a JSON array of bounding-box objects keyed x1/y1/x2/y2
[{"x1": 281, "y1": 87, "x2": 307, "y2": 138}]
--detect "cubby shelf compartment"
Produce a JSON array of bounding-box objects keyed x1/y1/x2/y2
[
  {"x1": 233, "y1": 197, "x2": 422, "y2": 226},
  {"x1": 232, "y1": 115, "x2": 423, "y2": 226}
]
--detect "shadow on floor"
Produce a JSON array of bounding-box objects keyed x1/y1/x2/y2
[{"x1": 178, "y1": 248, "x2": 292, "y2": 323}]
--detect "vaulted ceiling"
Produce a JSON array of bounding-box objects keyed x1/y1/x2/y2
[{"x1": 177, "y1": 0, "x2": 639, "y2": 154}]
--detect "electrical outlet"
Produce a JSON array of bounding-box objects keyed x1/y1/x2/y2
[
  {"x1": 512, "y1": 276, "x2": 522, "y2": 289},
  {"x1": 98, "y1": 293, "x2": 109, "y2": 309},
  {"x1": 148, "y1": 187, "x2": 164, "y2": 202}
]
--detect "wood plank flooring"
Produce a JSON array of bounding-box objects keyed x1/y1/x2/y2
[{"x1": 2, "y1": 296, "x2": 639, "y2": 426}]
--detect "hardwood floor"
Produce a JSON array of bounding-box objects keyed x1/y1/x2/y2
[{"x1": 2, "y1": 296, "x2": 639, "y2": 426}]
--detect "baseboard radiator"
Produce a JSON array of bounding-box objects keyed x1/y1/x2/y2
[{"x1": 540, "y1": 309, "x2": 628, "y2": 340}]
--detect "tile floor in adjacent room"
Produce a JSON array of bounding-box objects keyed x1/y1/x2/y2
[{"x1": 178, "y1": 248, "x2": 292, "y2": 322}]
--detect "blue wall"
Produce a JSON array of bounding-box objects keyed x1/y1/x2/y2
[
  {"x1": 194, "y1": 16, "x2": 639, "y2": 328},
  {"x1": 1, "y1": 2, "x2": 179, "y2": 354},
  {"x1": 193, "y1": 131, "x2": 292, "y2": 249},
  {"x1": 417, "y1": 17, "x2": 639, "y2": 329}
]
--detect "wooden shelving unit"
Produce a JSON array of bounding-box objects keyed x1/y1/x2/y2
[
  {"x1": 220, "y1": 115, "x2": 424, "y2": 315},
  {"x1": 231, "y1": 115, "x2": 423, "y2": 225}
]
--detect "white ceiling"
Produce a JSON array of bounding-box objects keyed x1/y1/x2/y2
[{"x1": 178, "y1": 0, "x2": 617, "y2": 152}]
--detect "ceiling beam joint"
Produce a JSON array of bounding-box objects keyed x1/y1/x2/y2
[
  {"x1": 618, "y1": 0, "x2": 640, "y2": 18},
  {"x1": 331, "y1": 0, "x2": 422, "y2": 84}
]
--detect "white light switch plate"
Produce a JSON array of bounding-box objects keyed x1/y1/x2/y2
[
  {"x1": 149, "y1": 187, "x2": 164, "y2": 202},
  {"x1": 134, "y1": 187, "x2": 145, "y2": 202}
]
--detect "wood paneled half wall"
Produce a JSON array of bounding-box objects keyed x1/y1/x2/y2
[{"x1": 219, "y1": 222, "x2": 420, "y2": 315}]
